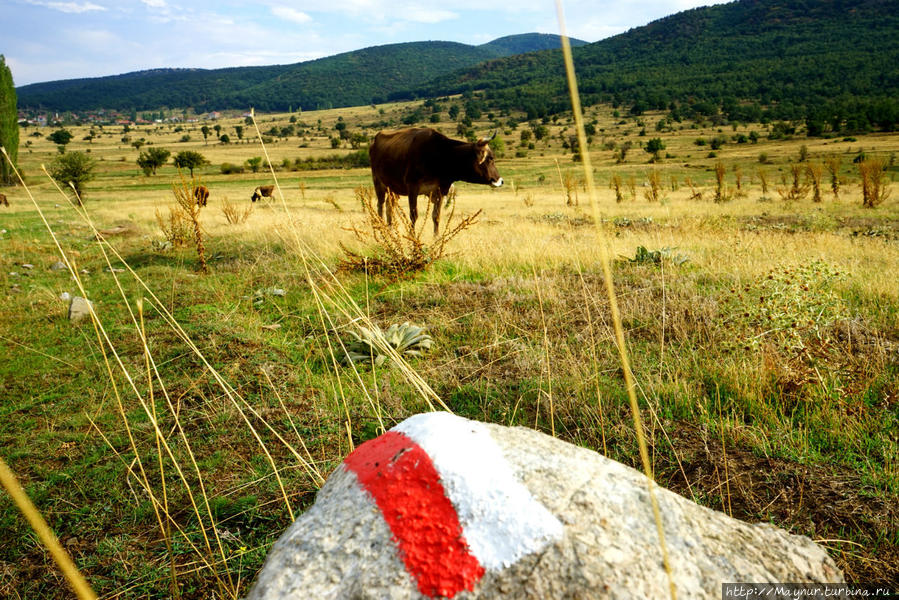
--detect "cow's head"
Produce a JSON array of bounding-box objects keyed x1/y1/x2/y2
[
  {"x1": 251, "y1": 191, "x2": 260, "y2": 202},
  {"x1": 473, "y1": 133, "x2": 503, "y2": 188}
]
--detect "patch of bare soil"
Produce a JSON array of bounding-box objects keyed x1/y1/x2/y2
[{"x1": 664, "y1": 423, "x2": 899, "y2": 586}]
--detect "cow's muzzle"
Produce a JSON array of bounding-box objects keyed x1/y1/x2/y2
[{"x1": 491, "y1": 177, "x2": 504, "y2": 188}]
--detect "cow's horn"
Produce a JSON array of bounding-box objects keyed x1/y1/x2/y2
[{"x1": 489, "y1": 130, "x2": 497, "y2": 141}]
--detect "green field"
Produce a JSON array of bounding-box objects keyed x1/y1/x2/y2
[{"x1": 1, "y1": 101, "x2": 898, "y2": 597}]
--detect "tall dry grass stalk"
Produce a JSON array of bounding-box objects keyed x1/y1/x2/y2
[
  {"x1": 859, "y1": 158, "x2": 891, "y2": 208},
  {"x1": 555, "y1": 6, "x2": 677, "y2": 598}
]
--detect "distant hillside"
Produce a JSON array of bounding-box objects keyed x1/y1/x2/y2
[
  {"x1": 481, "y1": 33, "x2": 587, "y2": 56},
  {"x1": 15, "y1": 33, "x2": 586, "y2": 113},
  {"x1": 417, "y1": 0, "x2": 899, "y2": 131}
]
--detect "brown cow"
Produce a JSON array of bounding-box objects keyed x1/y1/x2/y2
[
  {"x1": 251, "y1": 185, "x2": 275, "y2": 202},
  {"x1": 369, "y1": 128, "x2": 503, "y2": 234},
  {"x1": 0, "y1": 193, "x2": 7, "y2": 207},
  {"x1": 194, "y1": 185, "x2": 209, "y2": 207}
]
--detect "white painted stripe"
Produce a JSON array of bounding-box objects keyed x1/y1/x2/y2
[{"x1": 393, "y1": 412, "x2": 564, "y2": 570}]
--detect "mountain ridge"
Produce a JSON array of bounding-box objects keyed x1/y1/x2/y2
[{"x1": 16, "y1": 34, "x2": 587, "y2": 113}]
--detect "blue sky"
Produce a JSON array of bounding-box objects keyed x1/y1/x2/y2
[{"x1": 3, "y1": 0, "x2": 731, "y2": 86}]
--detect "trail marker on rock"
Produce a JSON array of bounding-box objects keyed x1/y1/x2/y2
[{"x1": 248, "y1": 412, "x2": 842, "y2": 599}]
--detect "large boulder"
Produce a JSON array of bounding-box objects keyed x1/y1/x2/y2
[{"x1": 247, "y1": 412, "x2": 841, "y2": 599}]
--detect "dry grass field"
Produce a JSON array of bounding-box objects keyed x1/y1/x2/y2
[{"x1": 1, "y1": 99, "x2": 898, "y2": 597}]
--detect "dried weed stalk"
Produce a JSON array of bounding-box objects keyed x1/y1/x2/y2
[
  {"x1": 714, "y1": 162, "x2": 731, "y2": 203},
  {"x1": 170, "y1": 174, "x2": 208, "y2": 272},
  {"x1": 610, "y1": 174, "x2": 624, "y2": 203},
  {"x1": 155, "y1": 205, "x2": 193, "y2": 247},
  {"x1": 339, "y1": 186, "x2": 481, "y2": 278},
  {"x1": 806, "y1": 162, "x2": 825, "y2": 203},
  {"x1": 220, "y1": 196, "x2": 253, "y2": 225},
  {"x1": 859, "y1": 158, "x2": 891, "y2": 208},
  {"x1": 777, "y1": 163, "x2": 810, "y2": 202},
  {"x1": 643, "y1": 169, "x2": 665, "y2": 202},
  {"x1": 824, "y1": 156, "x2": 841, "y2": 199},
  {"x1": 684, "y1": 176, "x2": 703, "y2": 201}
]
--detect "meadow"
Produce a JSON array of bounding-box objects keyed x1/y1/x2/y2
[{"x1": 1, "y1": 99, "x2": 897, "y2": 597}]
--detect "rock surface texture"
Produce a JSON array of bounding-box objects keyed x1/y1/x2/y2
[
  {"x1": 247, "y1": 412, "x2": 842, "y2": 599},
  {"x1": 67, "y1": 296, "x2": 94, "y2": 322}
]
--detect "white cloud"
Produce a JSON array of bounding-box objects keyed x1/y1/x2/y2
[
  {"x1": 271, "y1": 6, "x2": 312, "y2": 25},
  {"x1": 140, "y1": 0, "x2": 167, "y2": 8},
  {"x1": 26, "y1": 0, "x2": 106, "y2": 13},
  {"x1": 401, "y1": 6, "x2": 457, "y2": 24}
]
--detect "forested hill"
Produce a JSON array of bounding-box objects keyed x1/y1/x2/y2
[
  {"x1": 15, "y1": 34, "x2": 586, "y2": 113},
  {"x1": 417, "y1": 0, "x2": 899, "y2": 130}
]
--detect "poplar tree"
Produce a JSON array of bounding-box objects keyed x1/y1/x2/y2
[{"x1": 0, "y1": 55, "x2": 19, "y2": 185}]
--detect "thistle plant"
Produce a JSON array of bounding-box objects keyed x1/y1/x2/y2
[{"x1": 341, "y1": 322, "x2": 434, "y2": 366}]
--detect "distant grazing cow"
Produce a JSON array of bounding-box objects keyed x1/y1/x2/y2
[
  {"x1": 369, "y1": 127, "x2": 503, "y2": 234},
  {"x1": 194, "y1": 185, "x2": 209, "y2": 207},
  {"x1": 251, "y1": 185, "x2": 275, "y2": 202},
  {"x1": 0, "y1": 193, "x2": 7, "y2": 207}
]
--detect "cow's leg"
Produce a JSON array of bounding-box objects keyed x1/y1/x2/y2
[
  {"x1": 373, "y1": 180, "x2": 389, "y2": 224},
  {"x1": 431, "y1": 191, "x2": 442, "y2": 235},
  {"x1": 408, "y1": 190, "x2": 419, "y2": 228}
]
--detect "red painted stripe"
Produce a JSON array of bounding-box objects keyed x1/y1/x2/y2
[{"x1": 343, "y1": 431, "x2": 485, "y2": 598}]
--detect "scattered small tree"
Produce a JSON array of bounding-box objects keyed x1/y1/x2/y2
[
  {"x1": 616, "y1": 141, "x2": 632, "y2": 164},
  {"x1": 48, "y1": 128, "x2": 74, "y2": 152},
  {"x1": 173, "y1": 150, "x2": 209, "y2": 177},
  {"x1": 245, "y1": 156, "x2": 263, "y2": 173},
  {"x1": 234, "y1": 125, "x2": 244, "y2": 141},
  {"x1": 200, "y1": 125, "x2": 210, "y2": 145},
  {"x1": 136, "y1": 147, "x2": 171, "y2": 175},
  {"x1": 48, "y1": 151, "x2": 95, "y2": 204},
  {"x1": 645, "y1": 137, "x2": 665, "y2": 162}
]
